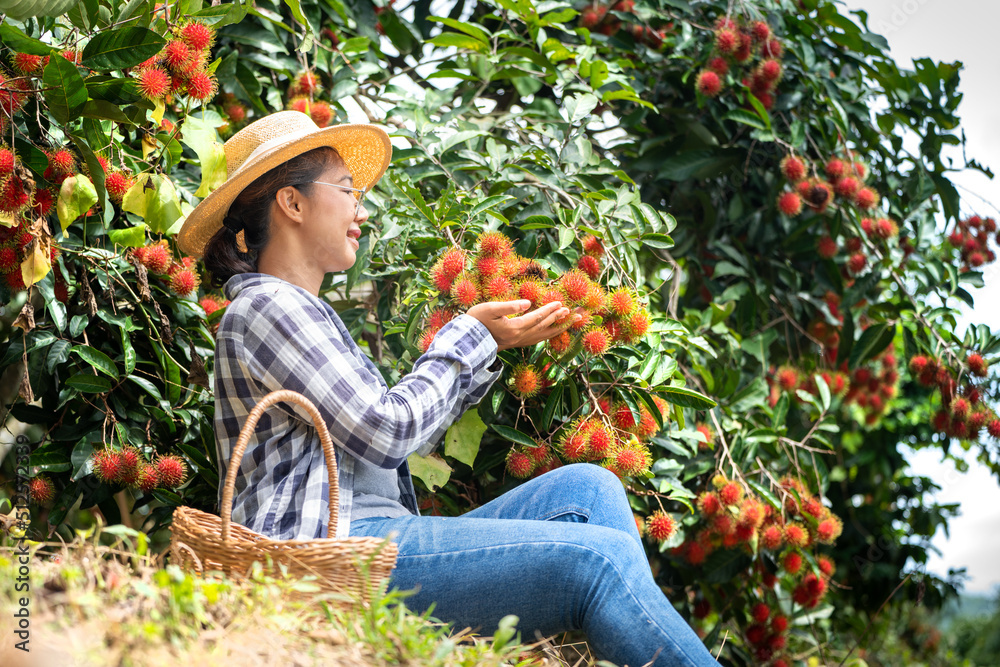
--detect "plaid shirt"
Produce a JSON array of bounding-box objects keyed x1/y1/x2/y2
[{"x1": 213, "y1": 273, "x2": 502, "y2": 540}]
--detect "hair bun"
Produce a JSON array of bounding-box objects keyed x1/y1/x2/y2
[{"x1": 222, "y1": 214, "x2": 244, "y2": 234}]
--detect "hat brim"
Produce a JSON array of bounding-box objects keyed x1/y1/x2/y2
[{"x1": 177, "y1": 123, "x2": 392, "y2": 259}]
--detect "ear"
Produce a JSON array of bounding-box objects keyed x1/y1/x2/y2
[{"x1": 273, "y1": 185, "x2": 306, "y2": 223}]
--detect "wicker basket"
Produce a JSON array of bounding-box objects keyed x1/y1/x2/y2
[{"x1": 169, "y1": 389, "x2": 398, "y2": 605}]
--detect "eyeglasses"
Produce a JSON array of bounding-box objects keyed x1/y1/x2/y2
[{"x1": 304, "y1": 181, "x2": 368, "y2": 218}]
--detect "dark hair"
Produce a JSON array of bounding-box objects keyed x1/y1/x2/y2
[{"x1": 202, "y1": 146, "x2": 344, "y2": 288}]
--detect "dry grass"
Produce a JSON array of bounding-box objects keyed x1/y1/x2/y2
[{"x1": 0, "y1": 524, "x2": 593, "y2": 667}]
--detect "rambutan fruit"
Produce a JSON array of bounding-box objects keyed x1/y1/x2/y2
[
  {"x1": 28, "y1": 476, "x2": 55, "y2": 503},
  {"x1": 708, "y1": 56, "x2": 729, "y2": 75},
  {"x1": 581, "y1": 327, "x2": 610, "y2": 356},
  {"x1": 687, "y1": 541, "x2": 707, "y2": 565},
  {"x1": 776, "y1": 367, "x2": 798, "y2": 392},
  {"x1": 764, "y1": 38, "x2": 783, "y2": 58},
  {"x1": 580, "y1": 8, "x2": 601, "y2": 29},
  {"x1": 875, "y1": 218, "x2": 898, "y2": 239},
  {"x1": 476, "y1": 231, "x2": 514, "y2": 258},
  {"x1": 800, "y1": 180, "x2": 833, "y2": 212},
  {"x1": 817, "y1": 235, "x2": 837, "y2": 259},
  {"x1": 780, "y1": 156, "x2": 806, "y2": 182},
  {"x1": 510, "y1": 363, "x2": 541, "y2": 398},
  {"x1": 186, "y1": 71, "x2": 217, "y2": 101},
  {"x1": 695, "y1": 423, "x2": 714, "y2": 449},
  {"x1": 547, "y1": 330, "x2": 572, "y2": 356},
  {"x1": 418, "y1": 327, "x2": 439, "y2": 352},
  {"x1": 0, "y1": 147, "x2": 15, "y2": 175},
  {"x1": 611, "y1": 445, "x2": 648, "y2": 476},
  {"x1": 49, "y1": 149, "x2": 76, "y2": 175},
  {"x1": 12, "y1": 52, "x2": 45, "y2": 74},
  {"x1": 586, "y1": 424, "x2": 613, "y2": 459},
  {"x1": 506, "y1": 450, "x2": 534, "y2": 478},
  {"x1": 825, "y1": 158, "x2": 847, "y2": 180},
  {"x1": 0, "y1": 246, "x2": 18, "y2": 273},
  {"x1": 294, "y1": 71, "x2": 321, "y2": 96},
  {"x1": 855, "y1": 187, "x2": 878, "y2": 210},
  {"x1": 137, "y1": 68, "x2": 171, "y2": 100},
  {"x1": 951, "y1": 397, "x2": 970, "y2": 419},
  {"x1": 483, "y1": 274, "x2": 513, "y2": 300},
  {"x1": 759, "y1": 59, "x2": 782, "y2": 82},
  {"x1": 141, "y1": 243, "x2": 172, "y2": 274},
  {"x1": 909, "y1": 355, "x2": 929, "y2": 375},
  {"x1": 987, "y1": 419, "x2": 1000, "y2": 438},
  {"x1": 771, "y1": 614, "x2": 789, "y2": 633},
  {"x1": 451, "y1": 274, "x2": 479, "y2": 307},
  {"x1": 782, "y1": 551, "x2": 803, "y2": 574},
  {"x1": 697, "y1": 491, "x2": 722, "y2": 517},
  {"x1": 777, "y1": 192, "x2": 802, "y2": 216},
  {"x1": 783, "y1": 523, "x2": 809, "y2": 548},
  {"x1": 835, "y1": 176, "x2": 860, "y2": 198},
  {"x1": 968, "y1": 353, "x2": 989, "y2": 377},
  {"x1": 560, "y1": 270, "x2": 592, "y2": 304},
  {"x1": 156, "y1": 455, "x2": 187, "y2": 488},
  {"x1": 310, "y1": 101, "x2": 333, "y2": 128},
  {"x1": 612, "y1": 402, "x2": 637, "y2": 430},
  {"x1": 162, "y1": 40, "x2": 192, "y2": 71},
  {"x1": 199, "y1": 295, "x2": 226, "y2": 316},
  {"x1": 739, "y1": 499, "x2": 765, "y2": 528},
  {"x1": 715, "y1": 28, "x2": 738, "y2": 54},
  {"x1": 437, "y1": 247, "x2": 465, "y2": 280},
  {"x1": 577, "y1": 254, "x2": 601, "y2": 280},
  {"x1": 752, "y1": 602, "x2": 771, "y2": 624},
  {"x1": 583, "y1": 283, "x2": 606, "y2": 311},
  {"x1": 802, "y1": 497, "x2": 824, "y2": 518},
  {"x1": 751, "y1": 20, "x2": 771, "y2": 42},
  {"x1": 761, "y1": 525, "x2": 783, "y2": 550},
  {"x1": 720, "y1": 481, "x2": 743, "y2": 506},
  {"x1": 847, "y1": 251, "x2": 867, "y2": 275},
  {"x1": 606, "y1": 288, "x2": 636, "y2": 317},
  {"x1": 105, "y1": 171, "x2": 134, "y2": 204},
  {"x1": 426, "y1": 308, "x2": 455, "y2": 330},
  {"x1": 646, "y1": 511, "x2": 677, "y2": 541},
  {"x1": 180, "y1": 21, "x2": 215, "y2": 51},
  {"x1": 0, "y1": 177, "x2": 30, "y2": 213},
  {"x1": 581, "y1": 234, "x2": 605, "y2": 257},
  {"x1": 623, "y1": 308, "x2": 651, "y2": 342},
  {"x1": 696, "y1": 70, "x2": 722, "y2": 97},
  {"x1": 170, "y1": 267, "x2": 200, "y2": 296},
  {"x1": 476, "y1": 254, "x2": 501, "y2": 278},
  {"x1": 136, "y1": 465, "x2": 160, "y2": 493},
  {"x1": 817, "y1": 555, "x2": 836, "y2": 578},
  {"x1": 711, "y1": 513, "x2": 735, "y2": 536}
]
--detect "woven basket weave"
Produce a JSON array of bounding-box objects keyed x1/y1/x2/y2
[{"x1": 169, "y1": 389, "x2": 398, "y2": 604}]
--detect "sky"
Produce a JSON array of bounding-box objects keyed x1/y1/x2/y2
[{"x1": 843, "y1": 0, "x2": 1000, "y2": 595}]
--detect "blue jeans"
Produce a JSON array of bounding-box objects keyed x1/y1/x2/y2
[{"x1": 351, "y1": 463, "x2": 720, "y2": 667}]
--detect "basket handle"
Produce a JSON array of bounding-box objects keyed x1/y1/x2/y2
[{"x1": 220, "y1": 389, "x2": 340, "y2": 543}]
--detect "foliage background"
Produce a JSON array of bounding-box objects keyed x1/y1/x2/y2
[{"x1": 1, "y1": 0, "x2": 998, "y2": 664}]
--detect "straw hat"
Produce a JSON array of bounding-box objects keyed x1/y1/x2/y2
[{"x1": 177, "y1": 111, "x2": 392, "y2": 259}]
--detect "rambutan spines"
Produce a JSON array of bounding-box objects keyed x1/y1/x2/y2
[
  {"x1": 779, "y1": 155, "x2": 807, "y2": 182},
  {"x1": 510, "y1": 363, "x2": 541, "y2": 398},
  {"x1": 137, "y1": 68, "x2": 171, "y2": 100},
  {"x1": 646, "y1": 511, "x2": 677, "y2": 541},
  {"x1": 28, "y1": 476, "x2": 55, "y2": 503},
  {"x1": 777, "y1": 192, "x2": 802, "y2": 216},
  {"x1": 180, "y1": 21, "x2": 215, "y2": 51},
  {"x1": 476, "y1": 231, "x2": 514, "y2": 258},
  {"x1": 696, "y1": 70, "x2": 722, "y2": 97},
  {"x1": 581, "y1": 327, "x2": 610, "y2": 356},
  {"x1": 186, "y1": 70, "x2": 217, "y2": 101},
  {"x1": 560, "y1": 270, "x2": 592, "y2": 304},
  {"x1": 967, "y1": 353, "x2": 989, "y2": 377},
  {"x1": 155, "y1": 455, "x2": 187, "y2": 488},
  {"x1": 506, "y1": 450, "x2": 534, "y2": 478}
]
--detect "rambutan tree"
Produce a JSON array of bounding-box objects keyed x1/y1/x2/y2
[{"x1": 1, "y1": 0, "x2": 996, "y2": 664}]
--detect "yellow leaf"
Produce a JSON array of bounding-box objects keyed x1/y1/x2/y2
[
  {"x1": 152, "y1": 98, "x2": 165, "y2": 125},
  {"x1": 56, "y1": 175, "x2": 98, "y2": 232},
  {"x1": 0, "y1": 210, "x2": 16, "y2": 228},
  {"x1": 142, "y1": 135, "x2": 157, "y2": 160},
  {"x1": 21, "y1": 240, "x2": 51, "y2": 288}
]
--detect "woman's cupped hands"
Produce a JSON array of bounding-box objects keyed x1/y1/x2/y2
[{"x1": 466, "y1": 300, "x2": 585, "y2": 351}]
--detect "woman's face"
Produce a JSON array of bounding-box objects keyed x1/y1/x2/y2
[{"x1": 298, "y1": 161, "x2": 369, "y2": 273}]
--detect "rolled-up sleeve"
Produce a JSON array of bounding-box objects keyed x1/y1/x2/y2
[{"x1": 239, "y1": 291, "x2": 500, "y2": 469}]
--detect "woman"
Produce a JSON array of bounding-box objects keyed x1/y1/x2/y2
[{"x1": 178, "y1": 111, "x2": 720, "y2": 667}]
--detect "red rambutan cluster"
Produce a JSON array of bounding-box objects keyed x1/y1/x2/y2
[
  {"x1": 947, "y1": 214, "x2": 998, "y2": 272},
  {"x1": 693, "y1": 17, "x2": 785, "y2": 106}
]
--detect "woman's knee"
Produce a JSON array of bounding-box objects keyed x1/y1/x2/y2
[{"x1": 554, "y1": 463, "x2": 624, "y2": 496}]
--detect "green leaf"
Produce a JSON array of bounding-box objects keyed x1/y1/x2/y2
[
  {"x1": 0, "y1": 0, "x2": 77, "y2": 21},
  {"x1": 813, "y1": 373, "x2": 831, "y2": 411},
  {"x1": 42, "y1": 55, "x2": 88, "y2": 125},
  {"x1": 0, "y1": 24, "x2": 55, "y2": 55},
  {"x1": 66, "y1": 373, "x2": 112, "y2": 393},
  {"x1": 659, "y1": 386, "x2": 717, "y2": 410},
  {"x1": 180, "y1": 115, "x2": 227, "y2": 197},
  {"x1": 407, "y1": 453, "x2": 453, "y2": 491},
  {"x1": 122, "y1": 174, "x2": 182, "y2": 234},
  {"x1": 429, "y1": 32, "x2": 489, "y2": 53},
  {"x1": 428, "y1": 17, "x2": 490, "y2": 44},
  {"x1": 81, "y1": 27, "x2": 166, "y2": 70},
  {"x1": 469, "y1": 195, "x2": 514, "y2": 218},
  {"x1": 490, "y1": 424, "x2": 538, "y2": 448},
  {"x1": 443, "y1": 409, "x2": 487, "y2": 468},
  {"x1": 56, "y1": 175, "x2": 99, "y2": 232},
  {"x1": 108, "y1": 223, "x2": 148, "y2": 248},
  {"x1": 640, "y1": 233, "x2": 674, "y2": 249},
  {"x1": 723, "y1": 109, "x2": 767, "y2": 130},
  {"x1": 848, "y1": 323, "x2": 894, "y2": 369},
  {"x1": 72, "y1": 345, "x2": 120, "y2": 379}
]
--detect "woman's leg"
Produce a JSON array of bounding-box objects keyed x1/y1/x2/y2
[
  {"x1": 461, "y1": 463, "x2": 643, "y2": 546},
  {"x1": 352, "y1": 464, "x2": 719, "y2": 667}
]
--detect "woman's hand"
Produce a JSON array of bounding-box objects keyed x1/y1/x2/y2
[{"x1": 466, "y1": 300, "x2": 582, "y2": 351}]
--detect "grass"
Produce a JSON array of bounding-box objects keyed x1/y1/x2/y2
[{"x1": 0, "y1": 523, "x2": 594, "y2": 667}]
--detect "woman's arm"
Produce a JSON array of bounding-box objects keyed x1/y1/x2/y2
[{"x1": 237, "y1": 288, "x2": 503, "y2": 469}]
